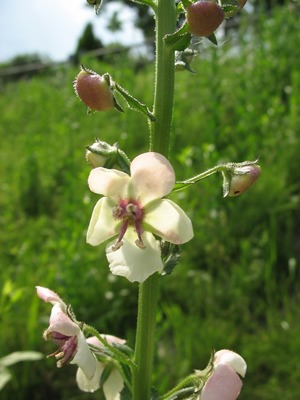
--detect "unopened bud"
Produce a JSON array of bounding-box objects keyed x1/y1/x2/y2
[
  {"x1": 74, "y1": 67, "x2": 115, "y2": 112},
  {"x1": 86, "y1": 140, "x2": 131, "y2": 173},
  {"x1": 86, "y1": 140, "x2": 116, "y2": 168},
  {"x1": 186, "y1": 1, "x2": 225, "y2": 37},
  {"x1": 222, "y1": 161, "x2": 261, "y2": 197}
]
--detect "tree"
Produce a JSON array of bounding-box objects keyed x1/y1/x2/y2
[{"x1": 72, "y1": 22, "x2": 104, "y2": 64}]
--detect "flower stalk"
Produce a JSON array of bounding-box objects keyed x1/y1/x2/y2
[{"x1": 132, "y1": 1, "x2": 177, "y2": 399}]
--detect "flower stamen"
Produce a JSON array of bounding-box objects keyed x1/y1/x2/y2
[{"x1": 112, "y1": 199, "x2": 144, "y2": 251}]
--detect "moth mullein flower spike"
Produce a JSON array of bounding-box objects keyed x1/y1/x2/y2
[{"x1": 87, "y1": 152, "x2": 194, "y2": 282}]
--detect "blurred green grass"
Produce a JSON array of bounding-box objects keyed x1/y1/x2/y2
[{"x1": 1, "y1": 5, "x2": 300, "y2": 399}]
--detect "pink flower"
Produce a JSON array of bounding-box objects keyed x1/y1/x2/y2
[
  {"x1": 200, "y1": 350, "x2": 247, "y2": 400},
  {"x1": 36, "y1": 287, "x2": 124, "y2": 397},
  {"x1": 87, "y1": 152, "x2": 193, "y2": 282}
]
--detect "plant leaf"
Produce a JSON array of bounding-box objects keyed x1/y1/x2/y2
[
  {"x1": 0, "y1": 351, "x2": 43, "y2": 367},
  {"x1": 0, "y1": 367, "x2": 11, "y2": 390}
]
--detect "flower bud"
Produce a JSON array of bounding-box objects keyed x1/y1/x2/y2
[
  {"x1": 186, "y1": 1, "x2": 225, "y2": 37},
  {"x1": 74, "y1": 67, "x2": 114, "y2": 112},
  {"x1": 86, "y1": 140, "x2": 116, "y2": 168},
  {"x1": 222, "y1": 161, "x2": 261, "y2": 197}
]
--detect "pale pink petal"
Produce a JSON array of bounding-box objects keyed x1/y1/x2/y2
[
  {"x1": 103, "y1": 367, "x2": 124, "y2": 400},
  {"x1": 48, "y1": 303, "x2": 80, "y2": 337},
  {"x1": 130, "y1": 152, "x2": 175, "y2": 204},
  {"x1": 214, "y1": 350, "x2": 247, "y2": 378},
  {"x1": 36, "y1": 286, "x2": 65, "y2": 307},
  {"x1": 145, "y1": 199, "x2": 193, "y2": 244},
  {"x1": 86, "y1": 335, "x2": 126, "y2": 351},
  {"x1": 87, "y1": 197, "x2": 120, "y2": 246},
  {"x1": 88, "y1": 167, "x2": 130, "y2": 200},
  {"x1": 76, "y1": 359, "x2": 103, "y2": 392},
  {"x1": 200, "y1": 364, "x2": 243, "y2": 400},
  {"x1": 71, "y1": 331, "x2": 98, "y2": 380},
  {"x1": 106, "y1": 229, "x2": 163, "y2": 283}
]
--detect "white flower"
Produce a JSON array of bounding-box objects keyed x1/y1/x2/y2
[
  {"x1": 76, "y1": 336, "x2": 125, "y2": 399},
  {"x1": 199, "y1": 350, "x2": 247, "y2": 400},
  {"x1": 36, "y1": 287, "x2": 97, "y2": 380},
  {"x1": 87, "y1": 152, "x2": 194, "y2": 282}
]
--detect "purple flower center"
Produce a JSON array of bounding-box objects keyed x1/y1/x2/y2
[{"x1": 112, "y1": 198, "x2": 145, "y2": 250}]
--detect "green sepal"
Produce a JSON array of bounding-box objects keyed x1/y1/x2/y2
[
  {"x1": 82, "y1": 324, "x2": 135, "y2": 368},
  {"x1": 206, "y1": 32, "x2": 218, "y2": 45},
  {"x1": 120, "y1": 385, "x2": 132, "y2": 400},
  {"x1": 161, "y1": 242, "x2": 181, "y2": 276},
  {"x1": 100, "y1": 363, "x2": 114, "y2": 386},
  {"x1": 114, "y1": 82, "x2": 156, "y2": 122},
  {"x1": 164, "y1": 22, "x2": 192, "y2": 52},
  {"x1": 180, "y1": 0, "x2": 193, "y2": 9},
  {"x1": 86, "y1": 0, "x2": 103, "y2": 14},
  {"x1": 218, "y1": 0, "x2": 240, "y2": 18}
]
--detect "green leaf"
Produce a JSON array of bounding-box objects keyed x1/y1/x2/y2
[
  {"x1": 114, "y1": 83, "x2": 156, "y2": 122},
  {"x1": 0, "y1": 351, "x2": 43, "y2": 367}
]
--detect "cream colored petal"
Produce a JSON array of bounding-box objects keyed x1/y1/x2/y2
[
  {"x1": 130, "y1": 152, "x2": 175, "y2": 204},
  {"x1": 106, "y1": 229, "x2": 163, "y2": 283},
  {"x1": 87, "y1": 197, "x2": 120, "y2": 246},
  {"x1": 145, "y1": 199, "x2": 193, "y2": 244},
  {"x1": 200, "y1": 364, "x2": 242, "y2": 400},
  {"x1": 214, "y1": 350, "x2": 247, "y2": 378},
  {"x1": 72, "y1": 331, "x2": 98, "y2": 381},
  {"x1": 76, "y1": 360, "x2": 103, "y2": 393},
  {"x1": 88, "y1": 167, "x2": 130, "y2": 200},
  {"x1": 103, "y1": 368, "x2": 124, "y2": 400}
]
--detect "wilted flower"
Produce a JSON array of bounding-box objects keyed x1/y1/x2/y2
[
  {"x1": 36, "y1": 287, "x2": 124, "y2": 397},
  {"x1": 199, "y1": 350, "x2": 247, "y2": 400},
  {"x1": 87, "y1": 152, "x2": 193, "y2": 282}
]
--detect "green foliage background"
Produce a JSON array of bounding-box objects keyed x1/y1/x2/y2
[{"x1": 1, "y1": 5, "x2": 300, "y2": 400}]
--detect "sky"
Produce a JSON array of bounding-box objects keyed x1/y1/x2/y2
[{"x1": 0, "y1": 0, "x2": 144, "y2": 63}]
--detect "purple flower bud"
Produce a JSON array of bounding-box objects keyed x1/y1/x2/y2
[
  {"x1": 186, "y1": 1, "x2": 225, "y2": 37},
  {"x1": 74, "y1": 67, "x2": 114, "y2": 112},
  {"x1": 228, "y1": 164, "x2": 261, "y2": 197}
]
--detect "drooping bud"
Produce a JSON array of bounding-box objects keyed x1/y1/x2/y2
[
  {"x1": 74, "y1": 67, "x2": 115, "y2": 112},
  {"x1": 222, "y1": 160, "x2": 261, "y2": 197},
  {"x1": 186, "y1": 1, "x2": 225, "y2": 37}
]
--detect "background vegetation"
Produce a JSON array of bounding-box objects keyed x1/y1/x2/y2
[{"x1": 1, "y1": 3, "x2": 300, "y2": 399}]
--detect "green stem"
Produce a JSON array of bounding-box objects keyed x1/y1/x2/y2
[
  {"x1": 132, "y1": 1, "x2": 177, "y2": 399},
  {"x1": 150, "y1": 0, "x2": 177, "y2": 157},
  {"x1": 132, "y1": 273, "x2": 159, "y2": 400}
]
